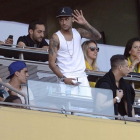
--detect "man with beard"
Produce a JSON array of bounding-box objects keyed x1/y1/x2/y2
[{"x1": 17, "y1": 20, "x2": 49, "y2": 50}]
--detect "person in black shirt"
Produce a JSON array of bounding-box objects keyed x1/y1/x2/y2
[
  {"x1": 17, "y1": 20, "x2": 49, "y2": 50},
  {"x1": 95, "y1": 54, "x2": 135, "y2": 117}
]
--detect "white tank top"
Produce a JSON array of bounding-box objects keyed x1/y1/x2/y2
[{"x1": 55, "y1": 28, "x2": 86, "y2": 78}]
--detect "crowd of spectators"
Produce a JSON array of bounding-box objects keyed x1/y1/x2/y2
[{"x1": 0, "y1": 6, "x2": 140, "y2": 118}]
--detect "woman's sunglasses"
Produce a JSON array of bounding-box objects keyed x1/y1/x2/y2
[{"x1": 90, "y1": 46, "x2": 99, "y2": 52}]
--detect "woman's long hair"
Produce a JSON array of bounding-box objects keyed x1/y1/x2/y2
[
  {"x1": 124, "y1": 37, "x2": 140, "y2": 58},
  {"x1": 82, "y1": 40, "x2": 98, "y2": 70}
]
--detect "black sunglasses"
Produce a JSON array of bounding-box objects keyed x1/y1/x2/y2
[{"x1": 90, "y1": 46, "x2": 99, "y2": 52}]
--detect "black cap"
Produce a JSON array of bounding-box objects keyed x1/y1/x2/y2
[{"x1": 56, "y1": 7, "x2": 73, "y2": 18}]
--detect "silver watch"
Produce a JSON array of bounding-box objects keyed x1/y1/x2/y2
[{"x1": 60, "y1": 75, "x2": 66, "y2": 82}]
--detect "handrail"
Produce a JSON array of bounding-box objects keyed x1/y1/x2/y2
[
  {"x1": 0, "y1": 44, "x2": 48, "y2": 54},
  {"x1": 0, "y1": 57, "x2": 52, "y2": 73},
  {"x1": 0, "y1": 101, "x2": 139, "y2": 122},
  {"x1": 0, "y1": 81, "x2": 28, "y2": 104},
  {"x1": 0, "y1": 57, "x2": 49, "y2": 65},
  {"x1": 86, "y1": 70, "x2": 140, "y2": 82}
]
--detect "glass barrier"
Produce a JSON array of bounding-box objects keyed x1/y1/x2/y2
[{"x1": 27, "y1": 80, "x2": 114, "y2": 119}]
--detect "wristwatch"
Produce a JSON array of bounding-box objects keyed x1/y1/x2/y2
[
  {"x1": 115, "y1": 96, "x2": 121, "y2": 103},
  {"x1": 60, "y1": 75, "x2": 66, "y2": 82}
]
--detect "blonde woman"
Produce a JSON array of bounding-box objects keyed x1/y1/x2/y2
[{"x1": 82, "y1": 40, "x2": 99, "y2": 87}]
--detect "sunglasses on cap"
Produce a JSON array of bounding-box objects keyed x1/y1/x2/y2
[{"x1": 90, "y1": 46, "x2": 99, "y2": 52}]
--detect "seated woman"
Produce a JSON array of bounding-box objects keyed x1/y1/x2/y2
[
  {"x1": 124, "y1": 37, "x2": 140, "y2": 73},
  {"x1": 82, "y1": 40, "x2": 99, "y2": 87}
]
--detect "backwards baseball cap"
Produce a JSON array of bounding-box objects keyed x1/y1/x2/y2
[
  {"x1": 6, "y1": 61, "x2": 26, "y2": 79},
  {"x1": 56, "y1": 7, "x2": 73, "y2": 18}
]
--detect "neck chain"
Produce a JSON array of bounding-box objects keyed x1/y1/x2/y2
[{"x1": 61, "y1": 31, "x2": 74, "y2": 58}]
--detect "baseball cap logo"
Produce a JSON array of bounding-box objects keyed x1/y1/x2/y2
[
  {"x1": 56, "y1": 7, "x2": 73, "y2": 18},
  {"x1": 61, "y1": 8, "x2": 66, "y2": 13}
]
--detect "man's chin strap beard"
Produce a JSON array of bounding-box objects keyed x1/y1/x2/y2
[{"x1": 32, "y1": 37, "x2": 39, "y2": 44}]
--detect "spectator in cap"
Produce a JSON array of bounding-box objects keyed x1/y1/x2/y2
[
  {"x1": 49, "y1": 7, "x2": 101, "y2": 87},
  {"x1": 5, "y1": 61, "x2": 34, "y2": 104}
]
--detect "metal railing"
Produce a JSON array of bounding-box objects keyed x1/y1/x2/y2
[
  {"x1": 0, "y1": 81, "x2": 28, "y2": 104},
  {"x1": 0, "y1": 101, "x2": 139, "y2": 123},
  {"x1": 0, "y1": 44, "x2": 48, "y2": 53}
]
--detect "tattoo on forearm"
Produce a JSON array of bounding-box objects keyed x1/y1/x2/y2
[
  {"x1": 85, "y1": 24, "x2": 99, "y2": 38},
  {"x1": 49, "y1": 36, "x2": 58, "y2": 56},
  {"x1": 79, "y1": 28, "x2": 89, "y2": 38},
  {"x1": 78, "y1": 24, "x2": 101, "y2": 40}
]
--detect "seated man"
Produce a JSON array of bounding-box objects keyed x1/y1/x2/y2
[
  {"x1": 17, "y1": 20, "x2": 49, "y2": 50},
  {"x1": 95, "y1": 54, "x2": 135, "y2": 117},
  {"x1": 6, "y1": 61, "x2": 34, "y2": 104}
]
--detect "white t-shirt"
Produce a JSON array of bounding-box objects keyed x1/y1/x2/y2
[
  {"x1": 4, "y1": 84, "x2": 34, "y2": 104},
  {"x1": 19, "y1": 86, "x2": 34, "y2": 104}
]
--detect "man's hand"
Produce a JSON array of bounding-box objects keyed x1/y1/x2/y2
[
  {"x1": 5, "y1": 38, "x2": 13, "y2": 45},
  {"x1": 132, "y1": 55, "x2": 140, "y2": 66},
  {"x1": 116, "y1": 89, "x2": 123, "y2": 99},
  {"x1": 64, "y1": 78, "x2": 77, "y2": 85},
  {"x1": 75, "y1": 10, "x2": 101, "y2": 40},
  {"x1": 72, "y1": 10, "x2": 87, "y2": 25},
  {"x1": 0, "y1": 40, "x2": 4, "y2": 44}
]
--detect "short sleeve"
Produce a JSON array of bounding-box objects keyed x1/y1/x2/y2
[{"x1": 17, "y1": 36, "x2": 27, "y2": 45}]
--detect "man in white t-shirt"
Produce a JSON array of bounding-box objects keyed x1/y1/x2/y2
[
  {"x1": 49, "y1": 7, "x2": 101, "y2": 86},
  {"x1": 5, "y1": 61, "x2": 34, "y2": 104}
]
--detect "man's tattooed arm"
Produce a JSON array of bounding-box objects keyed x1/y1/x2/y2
[
  {"x1": 77, "y1": 22, "x2": 101, "y2": 40},
  {"x1": 49, "y1": 34, "x2": 63, "y2": 78},
  {"x1": 49, "y1": 35, "x2": 58, "y2": 56}
]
